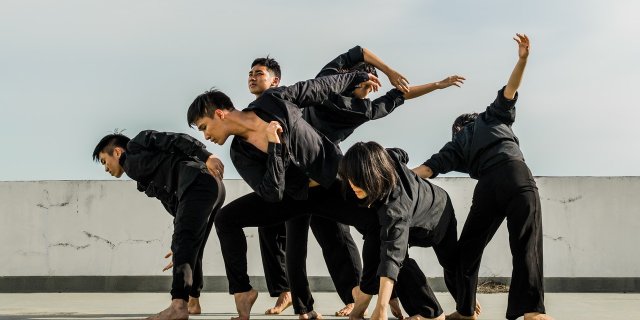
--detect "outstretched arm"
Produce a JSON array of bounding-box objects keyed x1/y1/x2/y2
[
  {"x1": 403, "y1": 75, "x2": 465, "y2": 100},
  {"x1": 504, "y1": 33, "x2": 530, "y2": 100}
]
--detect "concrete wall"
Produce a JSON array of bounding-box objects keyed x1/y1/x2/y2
[{"x1": 1, "y1": 178, "x2": 639, "y2": 291}]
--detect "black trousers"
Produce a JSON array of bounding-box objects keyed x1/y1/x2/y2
[
  {"x1": 395, "y1": 198, "x2": 458, "y2": 318},
  {"x1": 456, "y1": 160, "x2": 545, "y2": 319},
  {"x1": 258, "y1": 217, "x2": 361, "y2": 305},
  {"x1": 170, "y1": 174, "x2": 225, "y2": 300},
  {"x1": 215, "y1": 182, "x2": 378, "y2": 313}
]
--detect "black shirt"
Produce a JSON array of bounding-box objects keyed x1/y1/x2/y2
[
  {"x1": 374, "y1": 148, "x2": 449, "y2": 281},
  {"x1": 121, "y1": 130, "x2": 212, "y2": 215},
  {"x1": 424, "y1": 87, "x2": 524, "y2": 179},
  {"x1": 231, "y1": 72, "x2": 369, "y2": 202},
  {"x1": 302, "y1": 45, "x2": 406, "y2": 144}
]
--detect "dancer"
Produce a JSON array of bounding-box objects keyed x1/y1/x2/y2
[
  {"x1": 413, "y1": 34, "x2": 553, "y2": 320},
  {"x1": 92, "y1": 131, "x2": 225, "y2": 320},
  {"x1": 339, "y1": 142, "x2": 458, "y2": 320}
]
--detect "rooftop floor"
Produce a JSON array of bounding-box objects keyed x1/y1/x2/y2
[{"x1": 1, "y1": 292, "x2": 638, "y2": 319}]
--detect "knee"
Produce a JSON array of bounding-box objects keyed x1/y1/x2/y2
[{"x1": 213, "y1": 208, "x2": 234, "y2": 232}]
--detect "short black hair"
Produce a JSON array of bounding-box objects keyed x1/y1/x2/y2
[
  {"x1": 452, "y1": 112, "x2": 479, "y2": 138},
  {"x1": 339, "y1": 141, "x2": 397, "y2": 208},
  {"x1": 187, "y1": 89, "x2": 235, "y2": 127},
  {"x1": 251, "y1": 56, "x2": 281, "y2": 79},
  {"x1": 92, "y1": 133, "x2": 130, "y2": 162}
]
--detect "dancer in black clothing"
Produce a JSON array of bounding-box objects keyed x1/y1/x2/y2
[
  {"x1": 339, "y1": 142, "x2": 458, "y2": 320},
  {"x1": 247, "y1": 47, "x2": 416, "y2": 317},
  {"x1": 189, "y1": 72, "x2": 379, "y2": 320},
  {"x1": 92, "y1": 131, "x2": 225, "y2": 320},
  {"x1": 413, "y1": 34, "x2": 554, "y2": 320}
]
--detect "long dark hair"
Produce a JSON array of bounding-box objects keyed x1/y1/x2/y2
[{"x1": 339, "y1": 141, "x2": 397, "y2": 207}]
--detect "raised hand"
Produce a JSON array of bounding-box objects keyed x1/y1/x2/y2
[
  {"x1": 384, "y1": 68, "x2": 410, "y2": 93},
  {"x1": 514, "y1": 33, "x2": 530, "y2": 59}
]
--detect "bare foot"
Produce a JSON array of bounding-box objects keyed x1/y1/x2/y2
[
  {"x1": 299, "y1": 310, "x2": 323, "y2": 319},
  {"x1": 145, "y1": 299, "x2": 189, "y2": 320},
  {"x1": 407, "y1": 314, "x2": 445, "y2": 320},
  {"x1": 389, "y1": 298, "x2": 404, "y2": 319},
  {"x1": 444, "y1": 311, "x2": 477, "y2": 320},
  {"x1": 232, "y1": 289, "x2": 258, "y2": 320},
  {"x1": 188, "y1": 296, "x2": 201, "y2": 315},
  {"x1": 265, "y1": 291, "x2": 292, "y2": 314},
  {"x1": 524, "y1": 312, "x2": 554, "y2": 320},
  {"x1": 474, "y1": 300, "x2": 481, "y2": 316},
  {"x1": 335, "y1": 303, "x2": 354, "y2": 316}
]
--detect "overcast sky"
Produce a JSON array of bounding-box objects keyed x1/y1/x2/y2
[{"x1": 1, "y1": 0, "x2": 639, "y2": 181}]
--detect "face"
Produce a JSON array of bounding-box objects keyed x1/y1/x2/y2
[
  {"x1": 195, "y1": 110, "x2": 230, "y2": 145},
  {"x1": 349, "y1": 180, "x2": 369, "y2": 200},
  {"x1": 248, "y1": 65, "x2": 279, "y2": 96},
  {"x1": 99, "y1": 149, "x2": 124, "y2": 178}
]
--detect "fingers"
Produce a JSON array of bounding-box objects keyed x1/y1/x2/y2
[
  {"x1": 367, "y1": 73, "x2": 382, "y2": 86},
  {"x1": 162, "y1": 261, "x2": 173, "y2": 272},
  {"x1": 164, "y1": 251, "x2": 172, "y2": 259},
  {"x1": 361, "y1": 80, "x2": 380, "y2": 92}
]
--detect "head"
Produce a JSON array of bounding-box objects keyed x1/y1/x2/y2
[
  {"x1": 338, "y1": 141, "x2": 397, "y2": 207},
  {"x1": 92, "y1": 133, "x2": 130, "y2": 178},
  {"x1": 452, "y1": 112, "x2": 478, "y2": 139},
  {"x1": 248, "y1": 56, "x2": 281, "y2": 96},
  {"x1": 187, "y1": 89, "x2": 236, "y2": 145}
]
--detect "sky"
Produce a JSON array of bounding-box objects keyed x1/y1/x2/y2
[{"x1": 1, "y1": 0, "x2": 639, "y2": 181}]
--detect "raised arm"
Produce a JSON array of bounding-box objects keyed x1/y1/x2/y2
[
  {"x1": 317, "y1": 45, "x2": 410, "y2": 93},
  {"x1": 413, "y1": 137, "x2": 466, "y2": 179},
  {"x1": 363, "y1": 47, "x2": 410, "y2": 93},
  {"x1": 504, "y1": 33, "x2": 530, "y2": 100}
]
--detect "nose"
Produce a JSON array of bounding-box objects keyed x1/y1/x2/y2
[
  {"x1": 104, "y1": 166, "x2": 109, "y2": 173},
  {"x1": 204, "y1": 133, "x2": 210, "y2": 140}
]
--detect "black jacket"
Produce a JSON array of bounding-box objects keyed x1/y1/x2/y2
[
  {"x1": 424, "y1": 87, "x2": 524, "y2": 179},
  {"x1": 122, "y1": 130, "x2": 212, "y2": 215},
  {"x1": 302, "y1": 45, "x2": 406, "y2": 144},
  {"x1": 231, "y1": 73, "x2": 368, "y2": 202},
  {"x1": 374, "y1": 148, "x2": 450, "y2": 281}
]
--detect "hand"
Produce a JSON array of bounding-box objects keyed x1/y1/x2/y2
[
  {"x1": 514, "y1": 33, "x2": 530, "y2": 60},
  {"x1": 385, "y1": 68, "x2": 410, "y2": 93},
  {"x1": 266, "y1": 121, "x2": 283, "y2": 144},
  {"x1": 162, "y1": 250, "x2": 173, "y2": 272},
  {"x1": 354, "y1": 73, "x2": 382, "y2": 97},
  {"x1": 436, "y1": 75, "x2": 466, "y2": 89},
  {"x1": 206, "y1": 155, "x2": 224, "y2": 179}
]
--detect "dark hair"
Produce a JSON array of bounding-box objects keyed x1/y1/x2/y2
[
  {"x1": 339, "y1": 141, "x2": 397, "y2": 207},
  {"x1": 187, "y1": 89, "x2": 235, "y2": 127},
  {"x1": 92, "y1": 133, "x2": 130, "y2": 162},
  {"x1": 251, "y1": 56, "x2": 281, "y2": 79},
  {"x1": 452, "y1": 112, "x2": 479, "y2": 138}
]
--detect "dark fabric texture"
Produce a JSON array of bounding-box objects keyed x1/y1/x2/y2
[{"x1": 424, "y1": 87, "x2": 523, "y2": 179}]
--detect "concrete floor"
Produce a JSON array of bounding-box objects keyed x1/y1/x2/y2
[{"x1": 1, "y1": 292, "x2": 639, "y2": 319}]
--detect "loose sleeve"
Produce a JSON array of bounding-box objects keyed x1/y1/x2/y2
[
  {"x1": 231, "y1": 142, "x2": 287, "y2": 202},
  {"x1": 128, "y1": 130, "x2": 212, "y2": 161}
]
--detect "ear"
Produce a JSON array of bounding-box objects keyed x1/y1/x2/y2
[
  {"x1": 113, "y1": 147, "x2": 124, "y2": 158},
  {"x1": 271, "y1": 77, "x2": 280, "y2": 87},
  {"x1": 215, "y1": 109, "x2": 226, "y2": 120}
]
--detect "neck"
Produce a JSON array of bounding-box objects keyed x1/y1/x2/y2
[{"x1": 228, "y1": 110, "x2": 268, "y2": 140}]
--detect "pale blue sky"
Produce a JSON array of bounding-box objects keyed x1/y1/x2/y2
[{"x1": 1, "y1": 0, "x2": 639, "y2": 180}]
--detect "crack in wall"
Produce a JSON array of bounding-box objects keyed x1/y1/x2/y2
[
  {"x1": 49, "y1": 243, "x2": 90, "y2": 250},
  {"x1": 82, "y1": 231, "x2": 162, "y2": 249}
]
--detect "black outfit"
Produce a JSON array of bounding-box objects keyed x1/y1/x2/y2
[
  {"x1": 356, "y1": 148, "x2": 458, "y2": 318},
  {"x1": 257, "y1": 45, "x2": 406, "y2": 305},
  {"x1": 424, "y1": 87, "x2": 545, "y2": 319},
  {"x1": 217, "y1": 73, "x2": 380, "y2": 314},
  {"x1": 122, "y1": 130, "x2": 226, "y2": 301}
]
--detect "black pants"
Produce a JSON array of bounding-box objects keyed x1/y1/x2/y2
[
  {"x1": 456, "y1": 160, "x2": 545, "y2": 319},
  {"x1": 170, "y1": 174, "x2": 225, "y2": 301},
  {"x1": 215, "y1": 182, "x2": 378, "y2": 313},
  {"x1": 259, "y1": 217, "x2": 361, "y2": 305},
  {"x1": 395, "y1": 198, "x2": 458, "y2": 318}
]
